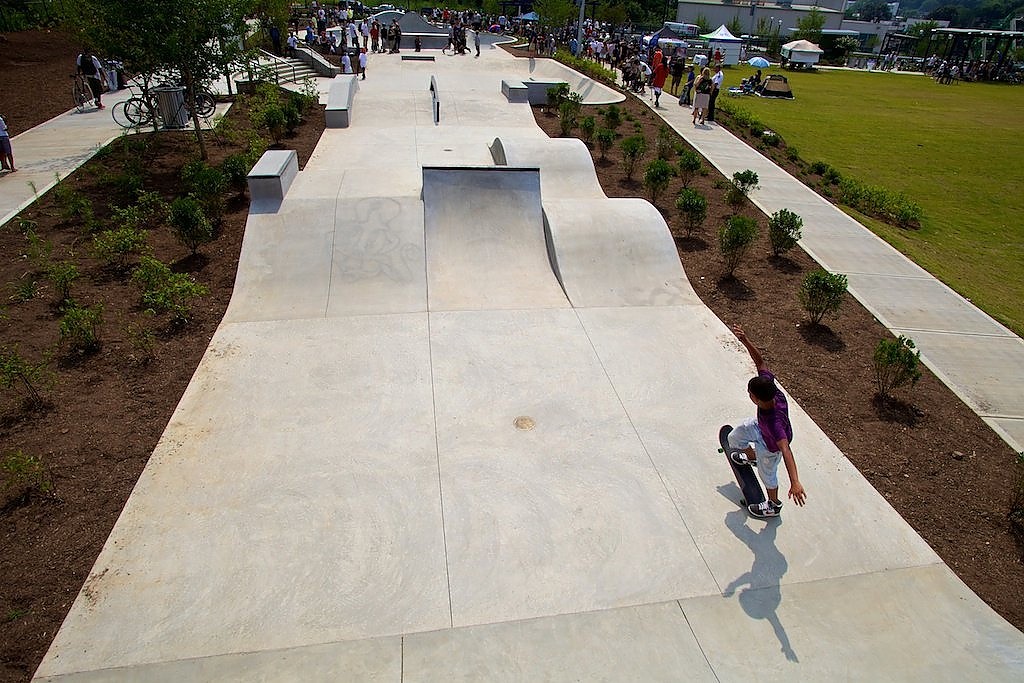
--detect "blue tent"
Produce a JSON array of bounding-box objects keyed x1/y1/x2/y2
[{"x1": 519, "y1": 11, "x2": 539, "y2": 21}]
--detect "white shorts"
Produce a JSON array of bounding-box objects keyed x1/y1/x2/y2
[{"x1": 728, "y1": 418, "x2": 783, "y2": 489}]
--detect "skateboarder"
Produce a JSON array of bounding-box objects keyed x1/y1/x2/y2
[{"x1": 727, "y1": 325, "x2": 807, "y2": 518}]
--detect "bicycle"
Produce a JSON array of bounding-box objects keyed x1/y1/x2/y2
[
  {"x1": 111, "y1": 85, "x2": 216, "y2": 130},
  {"x1": 71, "y1": 74, "x2": 92, "y2": 112}
]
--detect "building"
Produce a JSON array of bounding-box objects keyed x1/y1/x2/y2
[{"x1": 674, "y1": 0, "x2": 844, "y2": 38}]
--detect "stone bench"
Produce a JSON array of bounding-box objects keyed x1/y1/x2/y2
[
  {"x1": 247, "y1": 150, "x2": 298, "y2": 204},
  {"x1": 325, "y1": 74, "x2": 358, "y2": 128},
  {"x1": 523, "y1": 79, "x2": 569, "y2": 105},
  {"x1": 501, "y1": 79, "x2": 529, "y2": 103}
]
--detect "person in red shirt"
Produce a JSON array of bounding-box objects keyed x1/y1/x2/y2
[{"x1": 651, "y1": 56, "x2": 669, "y2": 107}]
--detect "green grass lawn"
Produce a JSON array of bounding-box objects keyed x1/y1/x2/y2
[{"x1": 722, "y1": 66, "x2": 1024, "y2": 336}]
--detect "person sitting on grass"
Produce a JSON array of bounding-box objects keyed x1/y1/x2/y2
[{"x1": 727, "y1": 324, "x2": 807, "y2": 519}]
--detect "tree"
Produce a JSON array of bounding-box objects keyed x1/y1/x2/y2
[
  {"x1": 71, "y1": 0, "x2": 264, "y2": 160},
  {"x1": 928, "y1": 5, "x2": 960, "y2": 23},
  {"x1": 794, "y1": 8, "x2": 825, "y2": 43},
  {"x1": 533, "y1": 0, "x2": 577, "y2": 29},
  {"x1": 846, "y1": 0, "x2": 893, "y2": 21},
  {"x1": 694, "y1": 14, "x2": 711, "y2": 34},
  {"x1": 727, "y1": 16, "x2": 744, "y2": 38}
]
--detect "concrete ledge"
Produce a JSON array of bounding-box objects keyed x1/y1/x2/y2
[
  {"x1": 400, "y1": 33, "x2": 449, "y2": 50},
  {"x1": 294, "y1": 45, "x2": 340, "y2": 78},
  {"x1": 429, "y1": 75, "x2": 440, "y2": 125},
  {"x1": 401, "y1": 54, "x2": 436, "y2": 61},
  {"x1": 325, "y1": 74, "x2": 359, "y2": 128},
  {"x1": 523, "y1": 79, "x2": 568, "y2": 105},
  {"x1": 246, "y1": 150, "x2": 298, "y2": 204},
  {"x1": 501, "y1": 79, "x2": 529, "y2": 103}
]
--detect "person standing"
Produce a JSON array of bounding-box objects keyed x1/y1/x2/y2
[
  {"x1": 0, "y1": 114, "x2": 15, "y2": 173},
  {"x1": 76, "y1": 50, "x2": 108, "y2": 110},
  {"x1": 341, "y1": 51, "x2": 353, "y2": 74},
  {"x1": 707, "y1": 64, "x2": 724, "y2": 122},
  {"x1": 726, "y1": 325, "x2": 807, "y2": 518},
  {"x1": 692, "y1": 67, "x2": 712, "y2": 124},
  {"x1": 474, "y1": 28, "x2": 481, "y2": 57},
  {"x1": 678, "y1": 64, "x2": 695, "y2": 106},
  {"x1": 371, "y1": 20, "x2": 380, "y2": 53},
  {"x1": 651, "y1": 56, "x2": 669, "y2": 107},
  {"x1": 669, "y1": 56, "x2": 683, "y2": 95},
  {"x1": 359, "y1": 47, "x2": 367, "y2": 80}
]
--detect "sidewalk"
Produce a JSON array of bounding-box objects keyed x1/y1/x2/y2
[
  {"x1": 635, "y1": 87, "x2": 1024, "y2": 453},
  {"x1": 0, "y1": 90, "x2": 231, "y2": 230}
]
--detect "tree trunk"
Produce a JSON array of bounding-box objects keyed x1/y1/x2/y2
[{"x1": 182, "y1": 67, "x2": 209, "y2": 161}]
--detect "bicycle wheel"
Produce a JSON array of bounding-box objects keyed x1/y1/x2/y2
[
  {"x1": 111, "y1": 101, "x2": 134, "y2": 128},
  {"x1": 194, "y1": 91, "x2": 216, "y2": 118},
  {"x1": 72, "y1": 79, "x2": 89, "y2": 112}
]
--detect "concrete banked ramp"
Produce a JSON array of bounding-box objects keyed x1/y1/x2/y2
[{"x1": 33, "y1": 50, "x2": 1024, "y2": 682}]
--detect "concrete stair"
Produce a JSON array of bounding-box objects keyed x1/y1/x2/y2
[{"x1": 243, "y1": 56, "x2": 321, "y2": 85}]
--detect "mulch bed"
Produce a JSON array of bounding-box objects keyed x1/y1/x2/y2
[
  {"x1": 0, "y1": 30, "x2": 326, "y2": 678},
  {"x1": 527, "y1": 83, "x2": 1024, "y2": 634}
]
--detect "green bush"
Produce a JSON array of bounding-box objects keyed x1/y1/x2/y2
[
  {"x1": 761, "y1": 130, "x2": 781, "y2": 147},
  {"x1": 53, "y1": 182, "x2": 97, "y2": 230},
  {"x1": 675, "y1": 188, "x2": 708, "y2": 237},
  {"x1": 59, "y1": 303, "x2": 103, "y2": 353},
  {"x1": 578, "y1": 116, "x2": 596, "y2": 144},
  {"x1": 283, "y1": 100, "x2": 302, "y2": 134},
  {"x1": 1011, "y1": 452, "x2": 1024, "y2": 542},
  {"x1": 181, "y1": 160, "x2": 226, "y2": 222},
  {"x1": 836, "y1": 176, "x2": 923, "y2": 228},
  {"x1": 558, "y1": 92, "x2": 582, "y2": 137},
  {"x1": 0, "y1": 346, "x2": 49, "y2": 407},
  {"x1": 221, "y1": 154, "x2": 250, "y2": 196},
  {"x1": 93, "y1": 225, "x2": 149, "y2": 269},
  {"x1": 602, "y1": 104, "x2": 622, "y2": 131},
  {"x1": 554, "y1": 49, "x2": 618, "y2": 85},
  {"x1": 261, "y1": 105, "x2": 287, "y2": 143},
  {"x1": 719, "y1": 215, "x2": 758, "y2": 277},
  {"x1": 620, "y1": 135, "x2": 648, "y2": 180},
  {"x1": 546, "y1": 82, "x2": 570, "y2": 108},
  {"x1": 732, "y1": 169, "x2": 760, "y2": 195},
  {"x1": 799, "y1": 269, "x2": 848, "y2": 325},
  {"x1": 786, "y1": 146, "x2": 800, "y2": 161},
  {"x1": 132, "y1": 256, "x2": 208, "y2": 324},
  {"x1": 768, "y1": 208, "x2": 803, "y2": 256},
  {"x1": 643, "y1": 159, "x2": 674, "y2": 203},
  {"x1": 596, "y1": 128, "x2": 615, "y2": 159},
  {"x1": 1, "y1": 450, "x2": 52, "y2": 506},
  {"x1": 46, "y1": 261, "x2": 79, "y2": 302},
  {"x1": 809, "y1": 160, "x2": 830, "y2": 175},
  {"x1": 10, "y1": 276, "x2": 39, "y2": 302},
  {"x1": 654, "y1": 126, "x2": 675, "y2": 160},
  {"x1": 677, "y1": 150, "x2": 702, "y2": 186},
  {"x1": 24, "y1": 230, "x2": 52, "y2": 267},
  {"x1": 873, "y1": 335, "x2": 922, "y2": 399},
  {"x1": 169, "y1": 197, "x2": 214, "y2": 256}
]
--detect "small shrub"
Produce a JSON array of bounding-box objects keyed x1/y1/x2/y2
[
  {"x1": 728, "y1": 169, "x2": 760, "y2": 206},
  {"x1": 602, "y1": 104, "x2": 622, "y2": 130},
  {"x1": 10, "y1": 277, "x2": 40, "y2": 302},
  {"x1": 823, "y1": 166, "x2": 843, "y2": 185},
  {"x1": 654, "y1": 125, "x2": 675, "y2": 160},
  {"x1": 761, "y1": 130, "x2": 780, "y2": 147},
  {"x1": 261, "y1": 105, "x2": 287, "y2": 143},
  {"x1": 181, "y1": 160, "x2": 226, "y2": 222},
  {"x1": 809, "y1": 160, "x2": 830, "y2": 175},
  {"x1": 675, "y1": 188, "x2": 707, "y2": 237},
  {"x1": 596, "y1": 129, "x2": 615, "y2": 159},
  {"x1": 53, "y1": 182, "x2": 97, "y2": 230},
  {"x1": 93, "y1": 225, "x2": 149, "y2": 269},
  {"x1": 786, "y1": 146, "x2": 800, "y2": 161},
  {"x1": 297, "y1": 77, "x2": 319, "y2": 112},
  {"x1": 0, "y1": 346, "x2": 49, "y2": 407},
  {"x1": 719, "y1": 215, "x2": 758, "y2": 277},
  {"x1": 873, "y1": 335, "x2": 921, "y2": 399},
  {"x1": 125, "y1": 315, "x2": 157, "y2": 365},
  {"x1": 1010, "y1": 452, "x2": 1024, "y2": 541},
  {"x1": 558, "y1": 92, "x2": 582, "y2": 137},
  {"x1": 677, "y1": 150, "x2": 702, "y2": 186},
  {"x1": 578, "y1": 116, "x2": 596, "y2": 144},
  {"x1": 169, "y1": 197, "x2": 214, "y2": 256},
  {"x1": 24, "y1": 230, "x2": 52, "y2": 266},
  {"x1": 59, "y1": 303, "x2": 103, "y2": 353},
  {"x1": 620, "y1": 135, "x2": 648, "y2": 180},
  {"x1": 1, "y1": 450, "x2": 52, "y2": 506},
  {"x1": 46, "y1": 261, "x2": 79, "y2": 302},
  {"x1": 283, "y1": 100, "x2": 302, "y2": 134},
  {"x1": 132, "y1": 256, "x2": 208, "y2": 324},
  {"x1": 768, "y1": 209, "x2": 804, "y2": 256},
  {"x1": 221, "y1": 154, "x2": 251, "y2": 196},
  {"x1": 133, "y1": 191, "x2": 171, "y2": 228},
  {"x1": 749, "y1": 121, "x2": 764, "y2": 137},
  {"x1": 799, "y1": 269, "x2": 848, "y2": 325},
  {"x1": 546, "y1": 82, "x2": 570, "y2": 108},
  {"x1": 643, "y1": 159, "x2": 674, "y2": 204}
]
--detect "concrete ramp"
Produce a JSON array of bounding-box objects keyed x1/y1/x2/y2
[
  {"x1": 422, "y1": 167, "x2": 568, "y2": 311},
  {"x1": 491, "y1": 137, "x2": 603, "y2": 199},
  {"x1": 545, "y1": 198, "x2": 700, "y2": 308}
]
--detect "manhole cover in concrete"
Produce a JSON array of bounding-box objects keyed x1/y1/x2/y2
[{"x1": 514, "y1": 416, "x2": 535, "y2": 431}]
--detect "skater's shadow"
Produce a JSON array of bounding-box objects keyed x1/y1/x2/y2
[{"x1": 716, "y1": 485, "x2": 799, "y2": 663}]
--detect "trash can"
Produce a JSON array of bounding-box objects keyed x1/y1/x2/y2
[
  {"x1": 152, "y1": 86, "x2": 189, "y2": 129},
  {"x1": 106, "y1": 68, "x2": 119, "y2": 91}
]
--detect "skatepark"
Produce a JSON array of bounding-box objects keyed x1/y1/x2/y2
[{"x1": 27, "y1": 38, "x2": 1024, "y2": 681}]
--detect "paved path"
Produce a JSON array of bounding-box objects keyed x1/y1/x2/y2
[
  {"x1": 634, "y1": 87, "x2": 1024, "y2": 452},
  {"x1": 28, "y1": 46, "x2": 1024, "y2": 681},
  {"x1": 0, "y1": 90, "x2": 230, "y2": 230}
]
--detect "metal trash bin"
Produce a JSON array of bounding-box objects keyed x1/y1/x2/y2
[{"x1": 152, "y1": 86, "x2": 189, "y2": 129}]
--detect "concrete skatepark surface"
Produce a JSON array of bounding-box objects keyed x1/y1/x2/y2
[{"x1": 31, "y1": 41, "x2": 1024, "y2": 681}]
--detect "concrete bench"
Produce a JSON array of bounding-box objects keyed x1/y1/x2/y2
[
  {"x1": 501, "y1": 79, "x2": 529, "y2": 103},
  {"x1": 247, "y1": 150, "x2": 298, "y2": 204},
  {"x1": 523, "y1": 79, "x2": 569, "y2": 105},
  {"x1": 325, "y1": 74, "x2": 358, "y2": 128}
]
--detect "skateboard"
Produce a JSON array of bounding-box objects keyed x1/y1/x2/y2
[{"x1": 718, "y1": 424, "x2": 766, "y2": 508}]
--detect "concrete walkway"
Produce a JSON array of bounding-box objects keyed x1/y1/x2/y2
[
  {"x1": 0, "y1": 90, "x2": 230, "y2": 230},
  {"x1": 634, "y1": 87, "x2": 1024, "y2": 452},
  {"x1": 30, "y1": 44, "x2": 1024, "y2": 681}
]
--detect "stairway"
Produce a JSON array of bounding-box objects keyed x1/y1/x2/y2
[{"x1": 240, "y1": 55, "x2": 321, "y2": 86}]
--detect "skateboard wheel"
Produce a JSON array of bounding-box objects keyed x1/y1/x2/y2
[{"x1": 739, "y1": 499, "x2": 747, "y2": 506}]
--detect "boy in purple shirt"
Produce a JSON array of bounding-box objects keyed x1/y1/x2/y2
[{"x1": 728, "y1": 325, "x2": 807, "y2": 518}]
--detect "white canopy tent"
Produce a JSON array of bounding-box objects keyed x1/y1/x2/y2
[
  {"x1": 700, "y1": 25, "x2": 742, "y2": 65},
  {"x1": 781, "y1": 39, "x2": 824, "y2": 66}
]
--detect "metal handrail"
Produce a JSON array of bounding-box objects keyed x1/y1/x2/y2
[{"x1": 255, "y1": 48, "x2": 298, "y2": 84}]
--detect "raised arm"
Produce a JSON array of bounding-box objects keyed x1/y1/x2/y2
[{"x1": 732, "y1": 324, "x2": 766, "y2": 372}]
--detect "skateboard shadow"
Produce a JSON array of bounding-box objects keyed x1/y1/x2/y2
[{"x1": 720, "y1": 502, "x2": 799, "y2": 663}]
